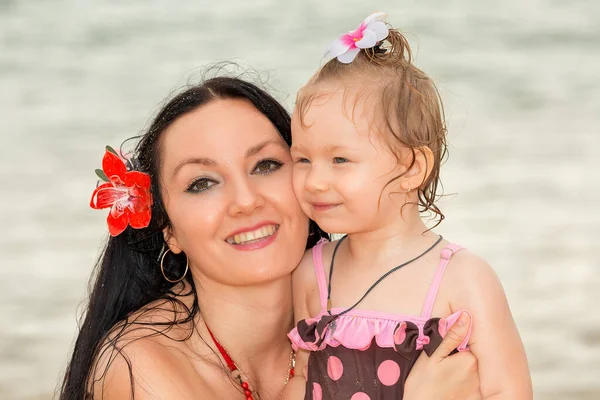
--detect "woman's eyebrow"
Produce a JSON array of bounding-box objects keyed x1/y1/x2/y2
[
  {"x1": 246, "y1": 139, "x2": 287, "y2": 158},
  {"x1": 173, "y1": 157, "x2": 217, "y2": 177},
  {"x1": 172, "y1": 139, "x2": 286, "y2": 178}
]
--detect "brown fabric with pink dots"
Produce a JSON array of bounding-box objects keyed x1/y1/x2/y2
[
  {"x1": 301, "y1": 319, "x2": 450, "y2": 399},
  {"x1": 288, "y1": 240, "x2": 472, "y2": 400}
]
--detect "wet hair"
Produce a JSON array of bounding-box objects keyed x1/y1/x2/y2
[
  {"x1": 297, "y1": 26, "x2": 448, "y2": 226},
  {"x1": 59, "y1": 71, "x2": 328, "y2": 400}
]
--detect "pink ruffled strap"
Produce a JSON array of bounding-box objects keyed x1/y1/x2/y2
[
  {"x1": 290, "y1": 310, "x2": 473, "y2": 355},
  {"x1": 290, "y1": 310, "x2": 425, "y2": 352},
  {"x1": 288, "y1": 312, "x2": 339, "y2": 351},
  {"x1": 392, "y1": 310, "x2": 472, "y2": 358},
  {"x1": 421, "y1": 310, "x2": 472, "y2": 355},
  {"x1": 420, "y1": 244, "x2": 465, "y2": 319}
]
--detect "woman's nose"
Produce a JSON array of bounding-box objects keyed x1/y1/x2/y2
[{"x1": 227, "y1": 176, "x2": 265, "y2": 217}]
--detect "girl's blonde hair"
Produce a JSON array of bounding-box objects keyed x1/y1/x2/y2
[{"x1": 297, "y1": 27, "x2": 448, "y2": 226}]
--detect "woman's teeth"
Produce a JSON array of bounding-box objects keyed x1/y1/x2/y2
[{"x1": 226, "y1": 225, "x2": 278, "y2": 245}]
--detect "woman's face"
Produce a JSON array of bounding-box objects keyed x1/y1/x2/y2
[{"x1": 159, "y1": 99, "x2": 309, "y2": 286}]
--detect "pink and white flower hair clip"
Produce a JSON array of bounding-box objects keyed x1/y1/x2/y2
[{"x1": 326, "y1": 11, "x2": 389, "y2": 64}]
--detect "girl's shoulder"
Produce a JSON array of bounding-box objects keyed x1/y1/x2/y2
[
  {"x1": 441, "y1": 246, "x2": 505, "y2": 304},
  {"x1": 444, "y1": 247, "x2": 496, "y2": 280},
  {"x1": 292, "y1": 238, "x2": 344, "y2": 316},
  {"x1": 293, "y1": 238, "x2": 342, "y2": 281}
]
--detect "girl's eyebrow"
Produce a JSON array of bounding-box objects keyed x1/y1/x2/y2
[
  {"x1": 290, "y1": 144, "x2": 351, "y2": 153},
  {"x1": 323, "y1": 144, "x2": 350, "y2": 152}
]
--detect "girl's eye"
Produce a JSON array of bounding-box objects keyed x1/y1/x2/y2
[
  {"x1": 186, "y1": 178, "x2": 217, "y2": 193},
  {"x1": 333, "y1": 157, "x2": 349, "y2": 164},
  {"x1": 294, "y1": 157, "x2": 310, "y2": 164},
  {"x1": 253, "y1": 158, "x2": 283, "y2": 175}
]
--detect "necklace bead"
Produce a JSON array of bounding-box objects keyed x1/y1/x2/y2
[{"x1": 205, "y1": 321, "x2": 295, "y2": 400}]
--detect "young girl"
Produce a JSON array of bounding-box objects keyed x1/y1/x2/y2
[{"x1": 285, "y1": 12, "x2": 532, "y2": 400}]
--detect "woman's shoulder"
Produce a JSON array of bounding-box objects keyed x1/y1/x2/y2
[
  {"x1": 90, "y1": 295, "x2": 217, "y2": 398},
  {"x1": 91, "y1": 334, "x2": 214, "y2": 399}
]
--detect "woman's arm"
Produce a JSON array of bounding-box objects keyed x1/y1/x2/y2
[
  {"x1": 448, "y1": 252, "x2": 533, "y2": 399},
  {"x1": 404, "y1": 312, "x2": 482, "y2": 400}
]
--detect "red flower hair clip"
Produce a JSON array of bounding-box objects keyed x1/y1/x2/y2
[{"x1": 90, "y1": 146, "x2": 153, "y2": 236}]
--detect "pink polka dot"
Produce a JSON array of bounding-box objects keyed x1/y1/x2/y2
[
  {"x1": 350, "y1": 393, "x2": 371, "y2": 400},
  {"x1": 377, "y1": 359, "x2": 401, "y2": 386},
  {"x1": 312, "y1": 382, "x2": 322, "y2": 400},
  {"x1": 327, "y1": 355, "x2": 344, "y2": 381}
]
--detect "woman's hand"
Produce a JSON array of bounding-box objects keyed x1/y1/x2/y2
[{"x1": 404, "y1": 312, "x2": 482, "y2": 400}]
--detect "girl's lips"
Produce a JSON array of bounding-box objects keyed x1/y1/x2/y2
[{"x1": 311, "y1": 202, "x2": 340, "y2": 212}]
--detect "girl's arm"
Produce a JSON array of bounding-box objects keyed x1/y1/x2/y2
[
  {"x1": 281, "y1": 250, "x2": 315, "y2": 399},
  {"x1": 447, "y1": 251, "x2": 533, "y2": 399}
]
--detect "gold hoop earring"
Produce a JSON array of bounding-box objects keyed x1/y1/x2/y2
[
  {"x1": 160, "y1": 249, "x2": 189, "y2": 283},
  {"x1": 405, "y1": 183, "x2": 412, "y2": 204}
]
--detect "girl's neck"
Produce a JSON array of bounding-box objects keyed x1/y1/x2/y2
[{"x1": 345, "y1": 204, "x2": 439, "y2": 263}]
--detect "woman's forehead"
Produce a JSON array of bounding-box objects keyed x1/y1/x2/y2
[{"x1": 160, "y1": 99, "x2": 285, "y2": 169}]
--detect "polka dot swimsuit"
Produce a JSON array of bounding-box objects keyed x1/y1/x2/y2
[{"x1": 288, "y1": 239, "x2": 472, "y2": 400}]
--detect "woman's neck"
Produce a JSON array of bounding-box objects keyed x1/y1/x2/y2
[{"x1": 194, "y1": 273, "x2": 294, "y2": 376}]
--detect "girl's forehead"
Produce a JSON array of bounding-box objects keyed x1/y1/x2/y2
[
  {"x1": 294, "y1": 88, "x2": 387, "y2": 140},
  {"x1": 296, "y1": 81, "x2": 385, "y2": 123}
]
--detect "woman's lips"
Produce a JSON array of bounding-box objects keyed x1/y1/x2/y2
[{"x1": 225, "y1": 223, "x2": 280, "y2": 251}]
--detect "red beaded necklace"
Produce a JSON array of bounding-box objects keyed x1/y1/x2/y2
[{"x1": 205, "y1": 323, "x2": 295, "y2": 400}]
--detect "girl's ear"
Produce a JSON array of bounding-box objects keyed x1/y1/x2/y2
[{"x1": 399, "y1": 146, "x2": 434, "y2": 191}]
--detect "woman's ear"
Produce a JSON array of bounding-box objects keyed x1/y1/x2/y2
[
  {"x1": 399, "y1": 146, "x2": 434, "y2": 191},
  {"x1": 163, "y1": 226, "x2": 183, "y2": 254}
]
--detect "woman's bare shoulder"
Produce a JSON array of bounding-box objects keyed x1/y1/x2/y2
[
  {"x1": 90, "y1": 292, "x2": 219, "y2": 399},
  {"x1": 91, "y1": 333, "x2": 215, "y2": 399}
]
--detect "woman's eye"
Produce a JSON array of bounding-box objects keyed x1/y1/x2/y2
[
  {"x1": 186, "y1": 178, "x2": 217, "y2": 193},
  {"x1": 333, "y1": 157, "x2": 349, "y2": 164},
  {"x1": 253, "y1": 159, "x2": 283, "y2": 175}
]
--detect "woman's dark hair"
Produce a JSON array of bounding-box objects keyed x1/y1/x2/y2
[{"x1": 59, "y1": 72, "x2": 328, "y2": 399}]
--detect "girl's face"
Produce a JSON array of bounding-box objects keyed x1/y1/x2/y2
[
  {"x1": 159, "y1": 99, "x2": 309, "y2": 286},
  {"x1": 291, "y1": 85, "x2": 406, "y2": 235}
]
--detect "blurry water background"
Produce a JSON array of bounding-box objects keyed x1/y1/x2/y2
[{"x1": 0, "y1": 0, "x2": 598, "y2": 399}]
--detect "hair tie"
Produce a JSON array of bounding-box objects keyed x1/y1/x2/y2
[{"x1": 325, "y1": 12, "x2": 389, "y2": 64}]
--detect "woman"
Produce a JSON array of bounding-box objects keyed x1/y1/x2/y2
[{"x1": 59, "y1": 75, "x2": 481, "y2": 399}]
